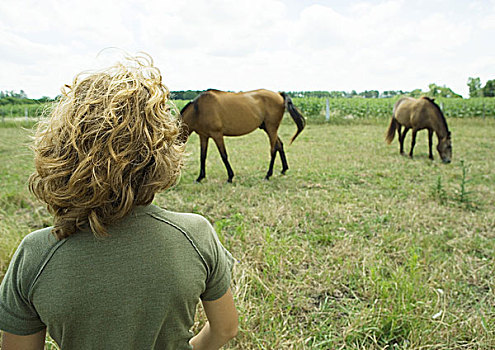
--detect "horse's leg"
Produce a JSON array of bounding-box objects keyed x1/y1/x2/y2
[
  {"x1": 400, "y1": 127, "x2": 410, "y2": 155},
  {"x1": 409, "y1": 129, "x2": 417, "y2": 158},
  {"x1": 397, "y1": 124, "x2": 403, "y2": 154},
  {"x1": 264, "y1": 130, "x2": 279, "y2": 180},
  {"x1": 277, "y1": 137, "x2": 289, "y2": 174},
  {"x1": 196, "y1": 135, "x2": 209, "y2": 183},
  {"x1": 212, "y1": 134, "x2": 234, "y2": 183},
  {"x1": 428, "y1": 129, "x2": 434, "y2": 160}
]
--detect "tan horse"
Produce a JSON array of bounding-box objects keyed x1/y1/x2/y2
[
  {"x1": 180, "y1": 89, "x2": 306, "y2": 182},
  {"x1": 385, "y1": 96, "x2": 452, "y2": 163}
]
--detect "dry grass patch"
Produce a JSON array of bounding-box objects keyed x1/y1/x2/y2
[{"x1": 1, "y1": 118, "x2": 494, "y2": 349}]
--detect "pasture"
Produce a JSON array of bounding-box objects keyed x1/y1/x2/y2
[{"x1": 0, "y1": 117, "x2": 494, "y2": 349}]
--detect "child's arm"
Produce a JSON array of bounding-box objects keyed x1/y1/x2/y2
[
  {"x1": 190, "y1": 288, "x2": 238, "y2": 350},
  {"x1": 1, "y1": 329, "x2": 46, "y2": 350}
]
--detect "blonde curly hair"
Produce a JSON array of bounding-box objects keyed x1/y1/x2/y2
[{"x1": 29, "y1": 53, "x2": 184, "y2": 240}]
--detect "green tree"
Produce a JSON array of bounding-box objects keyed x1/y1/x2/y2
[
  {"x1": 329, "y1": 91, "x2": 345, "y2": 98},
  {"x1": 409, "y1": 89, "x2": 423, "y2": 98},
  {"x1": 467, "y1": 77, "x2": 482, "y2": 97},
  {"x1": 171, "y1": 90, "x2": 203, "y2": 100},
  {"x1": 428, "y1": 83, "x2": 441, "y2": 97},
  {"x1": 37, "y1": 96, "x2": 53, "y2": 103},
  {"x1": 482, "y1": 79, "x2": 495, "y2": 97},
  {"x1": 359, "y1": 90, "x2": 379, "y2": 98},
  {"x1": 381, "y1": 90, "x2": 405, "y2": 98},
  {"x1": 428, "y1": 83, "x2": 462, "y2": 98}
]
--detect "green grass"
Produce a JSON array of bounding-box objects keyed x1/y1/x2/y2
[{"x1": 1, "y1": 117, "x2": 494, "y2": 349}]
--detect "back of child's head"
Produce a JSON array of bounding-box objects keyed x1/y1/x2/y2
[{"x1": 29, "y1": 53, "x2": 184, "y2": 240}]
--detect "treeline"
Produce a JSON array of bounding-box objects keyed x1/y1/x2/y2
[
  {"x1": 2, "y1": 77, "x2": 494, "y2": 106},
  {"x1": 467, "y1": 77, "x2": 495, "y2": 98},
  {"x1": 170, "y1": 87, "x2": 437, "y2": 100},
  {"x1": 289, "y1": 90, "x2": 406, "y2": 99},
  {"x1": 288, "y1": 81, "x2": 495, "y2": 99},
  {"x1": 0, "y1": 90, "x2": 54, "y2": 105},
  {"x1": 166, "y1": 80, "x2": 495, "y2": 101}
]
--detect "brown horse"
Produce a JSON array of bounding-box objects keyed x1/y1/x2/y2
[
  {"x1": 179, "y1": 89, "x2": 306, "y2": 182},
  {"x1": 385, "y1": 96, "x2": 452, "y2": 163}
]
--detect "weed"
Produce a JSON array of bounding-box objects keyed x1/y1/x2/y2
[
  {"x1": 456, "y1": 160, "x2": 476, "y2": 209},
  {"x1": 431, "y1": 175, "x2": 448, "y2": 204},
  {"x1": 430, "y1": 160, "x2": 480, "y2": 211}
]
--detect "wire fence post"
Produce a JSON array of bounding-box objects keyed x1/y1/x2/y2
[{"x1": 325, "y1": 98, "x2": 330, "y2": 121}]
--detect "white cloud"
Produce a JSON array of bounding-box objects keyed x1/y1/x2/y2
[{"x1": 0, "y1": 0, "x2": 494, "y2": 98}]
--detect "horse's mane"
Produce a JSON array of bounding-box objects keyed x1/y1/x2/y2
[
  {"x1": 179, "y1": 101, "x2": 193, "y2": 115},
  {"x1": 421, "y1": 96, "x2": 449, "y2": 133},
  {"x1": 180, "y1": 92, "x2": 206, "y2": 116}
]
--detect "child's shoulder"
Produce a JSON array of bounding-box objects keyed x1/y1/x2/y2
[
  {"x1": 21, "y1": 227, "x2": 58, "y2": 247},
  {"x1": 148, "y1": 206, "x2": 212, "y2": 233},
  {"x1": 7, "y1": 227, "x2": 65, "y2": 297}
]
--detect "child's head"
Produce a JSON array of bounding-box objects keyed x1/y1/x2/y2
[{"x1": 29, "y1": 53, "x2": 184, "y2": 240}]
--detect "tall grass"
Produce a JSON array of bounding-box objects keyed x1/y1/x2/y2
[{"x1": 1, "y1": 118, "x2": 494, "y2": 349}]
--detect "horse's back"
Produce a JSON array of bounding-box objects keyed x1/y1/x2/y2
[
  {"x1": 241, "y1": 90, "x2": 285, "y2": 131},
  {"x1": 193, "y1": 89, "x2": 284, "y2": 137},
  {"x1": 217, "y1": 89, "x2": 283, "y2": 112},
  {"x1": 213, "y1": 90, "x2": 266, "y2": 135},
  {"x1": 243, "y1": 89, "x2": 284, "y2": 104},
  {"x1": 394, "y1": 97, "x2": 432, "y2": 129}
]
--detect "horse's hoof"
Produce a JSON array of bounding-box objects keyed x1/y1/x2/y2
[{"x1": 227, "y1": 179, "x2": 233, "y2": 183}]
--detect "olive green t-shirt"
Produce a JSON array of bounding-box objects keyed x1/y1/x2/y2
[{"x1": 0, "y1": 204, "x2": 234, "y2": 349}]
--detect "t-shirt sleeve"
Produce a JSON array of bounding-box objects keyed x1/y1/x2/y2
[
  {"x1": 200, "y1": 221, "x2": 235, "y2": 301},
  {"x1": 0, "y1": 238, "x2": 47, "y2": 335}
]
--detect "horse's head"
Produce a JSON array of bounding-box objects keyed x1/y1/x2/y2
[
  {"x1": 177, "y1": 101, "x2": 194, "y2": 143},
  {"x1": 437, "y1": 131, "x2": 452, "y2": 163},
  {"x1": 178, "y1": 123, "x2": 191, "y2": 144}
]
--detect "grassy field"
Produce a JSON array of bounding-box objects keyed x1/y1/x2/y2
[{"x1": 1, "y1": 117, "x2": 494, "y2": 349}]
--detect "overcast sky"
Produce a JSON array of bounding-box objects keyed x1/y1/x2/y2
[{"x1": 1, "y1": 0, "x2": 494, "y2": 99}]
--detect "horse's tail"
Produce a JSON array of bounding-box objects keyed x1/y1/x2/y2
[
  {"x1": 385, "y1": 97, "x2": 407, "y2": 144},
  {"x1": 385, "y1": 117, "x2": 398, "y2": 144},
  {"x1": 280, "y1": 92, "x2": 306, "y2": 144}
]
